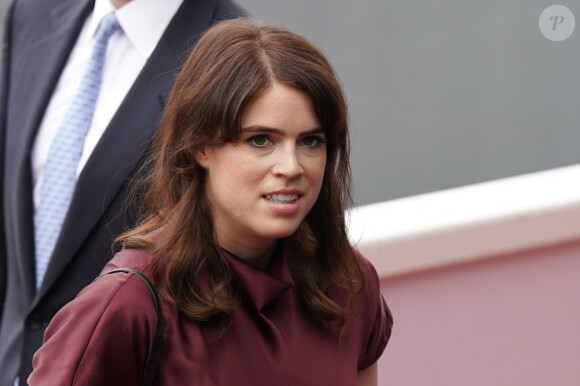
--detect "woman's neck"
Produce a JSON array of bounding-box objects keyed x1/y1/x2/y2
[
  {"x1": 221, "y1": 241, "x2": 278, "y2": 270},
  {"x1": 110, "y1": 0, "x2": 131, "y2": 9}
]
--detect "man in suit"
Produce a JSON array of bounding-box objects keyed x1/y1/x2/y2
[{"x1": 0, "y1": 0, "x2": 246, "y2": 383}]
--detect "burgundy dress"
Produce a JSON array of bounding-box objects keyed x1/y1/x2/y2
[{"x1": 29, "y1": 247, "x2": 392, "y2": 385}]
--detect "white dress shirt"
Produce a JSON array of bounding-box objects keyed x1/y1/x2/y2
[{"x1": 31, "y1": 0, "x2": 183, "y2": 217}]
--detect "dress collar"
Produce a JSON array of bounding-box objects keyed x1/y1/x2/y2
[{"x1": 220, "y1": 248, "x2": 294, "y2": 311}]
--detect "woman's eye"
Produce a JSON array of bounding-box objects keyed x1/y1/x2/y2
[
  {"x1": 248, "y1": 135, "x2": 272, "y2": 147},
  {"x1": 300, "y1": 136, "x2": 326, "y2": 148}
]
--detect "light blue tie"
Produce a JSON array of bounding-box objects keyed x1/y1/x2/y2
[{"x1": 34, "y1": 13, "x2": 120, "y2": 289}]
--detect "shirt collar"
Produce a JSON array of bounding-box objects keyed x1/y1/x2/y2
[
  {"x1": 90, "y1": 0, "x2": 183, "y2": 59},
  {"x1": 88, "y1": 0, "x2": 116, "y2": 38}
]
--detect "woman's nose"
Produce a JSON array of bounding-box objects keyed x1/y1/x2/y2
[{"x1": 272, "y1": 146, "x2": 303, "y2": 178}]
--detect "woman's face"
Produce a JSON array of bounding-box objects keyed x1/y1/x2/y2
[{"x1": 197, "y1": 82, "x2": 326, "y2": 268}]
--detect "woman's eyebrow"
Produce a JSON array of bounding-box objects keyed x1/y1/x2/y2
[
  {"x1": 241, "y1": 126, "x2": 325, "y2": 135},
  {"x1": 240, "y1": 126, "x2": 283, "y2": 134}
]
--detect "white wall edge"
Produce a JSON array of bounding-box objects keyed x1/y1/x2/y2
[{"x1": 347, "y1": 163, "x2": 580, "y2": 278}]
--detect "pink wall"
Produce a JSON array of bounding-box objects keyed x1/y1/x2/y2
[{"x1": 377, "y1": 239, "x2": 580, "y2": 386}]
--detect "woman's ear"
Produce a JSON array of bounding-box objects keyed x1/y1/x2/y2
[{"x1": 195, "y1": 148, "x2": 210, "y2": 169}]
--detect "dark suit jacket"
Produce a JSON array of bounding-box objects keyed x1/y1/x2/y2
[{"x1": 0, "y1": 0, "x2": 246, "y2": 383}]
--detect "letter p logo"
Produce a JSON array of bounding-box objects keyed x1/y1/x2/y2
[
  {"x1": 550, "y1": 15, "x2": 565, "y2": 30},
  {"x1": 540, "y1": 5, "x2": 575, "y2": 42}
]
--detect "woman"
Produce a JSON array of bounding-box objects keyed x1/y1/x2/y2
[{"x1": 29, "y1": 18, "x2": 392, "y2": 385}]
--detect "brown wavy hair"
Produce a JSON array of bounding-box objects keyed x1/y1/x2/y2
[{"x1": 118, "y1": 18, "x2": 365, "y2": 328}]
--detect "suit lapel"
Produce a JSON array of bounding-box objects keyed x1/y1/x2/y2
[
  {"x1": 5, "y1": 0, "x2": 93, "y2": 301},
  {"x1": 36, "y1": 0, "x2": 218, "y2": 299},
  {"x1": 12, "y1": 0, "x2": 93, "y2": 160}
]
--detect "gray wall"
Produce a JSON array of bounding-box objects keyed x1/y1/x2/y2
[
  {"x1": 2, "y1": 1, "x2": 579, "y2": 205},
  {"x1": 241, "y1": 0, "x2": 580, "y2": 205}
]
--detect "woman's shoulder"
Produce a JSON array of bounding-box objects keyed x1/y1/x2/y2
[
  {"x1": 56, "y1": 246, "x2": 159, "y2": 329},
  {"x1": 74, "y1": 248, "x2": 157, "y2": 320},
  {"x1": 102, "y1": 247, "x2": 153, "y2": 274},
  {"x1": 351, "y1": 248, "x2": 393, "y2": 370},
  {"x1": 352, "y1": 248, "x2": 392, "y2": 319},
  {"x1": 30, "y1": 248, "x2": 160, "y2": 384},
  {"x1": 353, "y1": 249, "x2": 381, "y2": 291}
]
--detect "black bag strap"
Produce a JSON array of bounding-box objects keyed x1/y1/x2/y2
[{"x1": 99, "y1": 268, "x2": 164, "y2": 386}]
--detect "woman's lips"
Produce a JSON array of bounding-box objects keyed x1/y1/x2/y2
[
  {"x1": 262, "y1": 192, "x2": 302, "y2": 215},
  {"x1": 263, "y1": 193, "x2": 299, "y2": 204}
]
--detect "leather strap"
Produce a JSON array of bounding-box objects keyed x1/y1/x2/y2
[{"x1": 98, "y1": 268, "x2": 164, "y2": 386}]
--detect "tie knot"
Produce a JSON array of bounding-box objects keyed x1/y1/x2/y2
[{"x1": 96, "y1": 13, "x2": 120, "y2": 45}]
